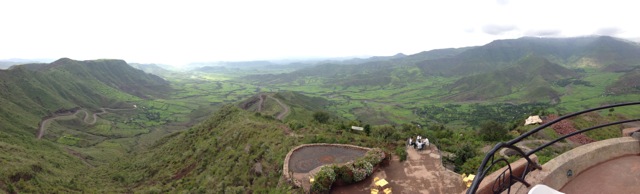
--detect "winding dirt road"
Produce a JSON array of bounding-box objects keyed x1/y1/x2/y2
[
  {"x1": 37, "y1": 106, "x2": 137, "y2": 139},
  {"x1": 268, "y1": 96, "x2": 290, "y2": 120},
  {"x1": 257, "y1": 94, "x2": 264, "y2": 112}
]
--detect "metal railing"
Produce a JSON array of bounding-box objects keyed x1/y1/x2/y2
[{"x1": 467, "y1": 102, "x2": 640, "y2": 194}]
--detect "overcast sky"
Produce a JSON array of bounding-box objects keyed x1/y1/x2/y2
[{"x1": 0, "y1": 0, "x2": 638, "y2": 66}]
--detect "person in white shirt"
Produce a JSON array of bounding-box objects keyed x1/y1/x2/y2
[
  {"x1": 408, "y1": 137, "x2": 413, "y2": 147},
  {"x1": 417, "y1": 140, "x2": 423, "y2": 151},
  {"x1": 424, "y1": 138, "x2": 430, "y2": 148}
]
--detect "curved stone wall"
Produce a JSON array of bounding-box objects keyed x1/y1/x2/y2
[
  {"x1": 282, "y1": 143, "x2": 372, "y2": 188},
  {"x1": 510, "y1": 137, "x2": 640, "y2": 194}
]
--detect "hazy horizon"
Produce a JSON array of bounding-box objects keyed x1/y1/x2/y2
[{"x1": 1, "y1": 0, "x2": 639, "y2": 66}]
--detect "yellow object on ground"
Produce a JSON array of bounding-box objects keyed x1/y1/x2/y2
[
  {"x1": 463, "y1": 174, "x2": 475, "y2": 188},
  {"x1": 371, "y1": 188, "x2": 379, "y2": 194},
  {"x1": 383, "y1": 187, "x2": 392, "y2": 194},
  {"x1": 375, "y1": 179, "x2": 389, "y2": 187}
]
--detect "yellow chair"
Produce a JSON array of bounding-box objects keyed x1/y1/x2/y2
[
  {"x1": 383, "y1": 187, "x2": 392, "y2": 194},
  {"x1": 463, "y1": 174, "x2": 475, "y2": 188},
  {"x1": 371, "y1": 188, "x2": 379, "y2": 194},
  {"x1": 375, "y1": 179, "x2": 389, "y2": 188}
]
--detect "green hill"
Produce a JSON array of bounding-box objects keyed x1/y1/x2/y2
[
  {"x1": 240, "y1": 91, "x2": 332, "y2": 122},
  {"x1": 0, "y1": 58, "x2": 171, "y2": 192},
  {"x1": 444, "y1": 55, "x2": 576, "y2": 102},
  {"x1": 606, "y1": 69, "x2": 640, "y2": 95},
  {"x1": 0, "y1": 58, "x2": 170, "y2": 117},
  {"x1": 416, "y1": 36, "x2": 640, "y2": 76},
  {"x1": 244, "y1": 47, "x2": 468, "y2": 87},
  {"x1": 100, "y1": 103, "x2": 397, "y2": 193},
  {"x1": 246, "y1": 36, "x2": 640, "y2": 89},
  {"x1": 129, "y1": 63, "x2": 174, "y2": 77},
  {"x1": 108, "y1": 105, "x2": 299, "y2": 193}
]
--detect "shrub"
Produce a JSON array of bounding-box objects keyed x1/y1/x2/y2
[
  {"x1": 313, "y1": 111, "x2": 330, "y2": 123},
  {"x1": 310, "y1": 166, "x2": 336, "y2": 194},
  {"x1": 311, "y1": 148, "x2": 386, "y2": 191},
  {"x1": 395, "y1": 146, "x2": 407, "y2": 161},
  {"x1": 333, "y1": 165, "x2": 354, "y2": 184},
  {"x1": 350, "y1": 165, "x2": 368, "y2": 182},
  {"x1": 353, "y1": 159, "x2": 373, "y2": 175},
  {"x1": 287, "y1": 120, "x2": 304, "y2": 130},
  {"x1": 372, "y1": 125, "x2": 395, "y2": 139},
  {"x1": 363, "y1": 148, "x2": 385, "y2": 165}
]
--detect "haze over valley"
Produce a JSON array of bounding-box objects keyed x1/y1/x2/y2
[{"x1": 2, "y1": 0, "x2": 640, "y2": 193}]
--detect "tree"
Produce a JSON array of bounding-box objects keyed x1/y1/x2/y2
[
  {"x1": 401, "y1": 123, "x2": 415, "y2": 132},
  {"x1": 478, "y1": 120, "x2": 510, "y2": 141},
  {"x1": 372, "y1": 125, "x2": 394, "y2": 139},
  {"x1": 453, "y1": 143, "x2": 478, "y2": 172},
  {"x1": 364, "y1": 124, "x2": 371, "y2": 136},
  {"x1": 313, "y1": 111, "x2": 330, "y2": 123}
]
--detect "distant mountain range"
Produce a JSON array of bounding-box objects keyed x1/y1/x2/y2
[
  {"x1": 417, "y1": 36, "x2": 640, "y2": 76},
  {"x1": 245, "y1": 36, "x2": 640, "y2": 103},
  {"x1": 0, "y1": 58, "x2": 53, "y2": 69}
]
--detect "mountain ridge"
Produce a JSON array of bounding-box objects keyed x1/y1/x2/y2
[
  {"x1": 444, "y1": 55, "x2": 576, "y2": 102},
  {"x1": 416, "y1": 36, "x2": 640, "y2": 76}
]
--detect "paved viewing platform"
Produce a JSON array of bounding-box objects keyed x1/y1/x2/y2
[
  {"x1": 332, "y1": 145, "x2": 466, "y2": 193},
  {"x1": 560, "y1": 155, "x2": 640, "y2": 193},
  {"x1": 507, "y1": 137, "x2": 640, "y2": 194}
]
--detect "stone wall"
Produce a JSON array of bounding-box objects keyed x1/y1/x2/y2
[
  {"x1": 282, "y1": 143, "x2": 372, "y2": 188},
  {"x1": 510, "y1": 137, "x2": 640, "y2": 194}
]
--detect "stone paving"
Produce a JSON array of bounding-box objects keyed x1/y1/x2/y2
[
  {"x1": 560, "y1": 155, "x2": 640, "y2": 194},
  {"x1": 332, "y1": 145, "x2": 467, "y2": 194}
]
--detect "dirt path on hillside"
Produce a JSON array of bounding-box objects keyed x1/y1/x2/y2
[
  {"x1": 37, "y1": 106, "x2": 137, "y2": 139},
  {"x1": 257, "y1": 94, "x2": 264, "y2": 112},
  {"x1": 268, "y1": 96, "x2": 290, "y2": 120}
]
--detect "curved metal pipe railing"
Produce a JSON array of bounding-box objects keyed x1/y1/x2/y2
[{"x1": 467, "y1": 102, "x2": 640, "y2": 194}]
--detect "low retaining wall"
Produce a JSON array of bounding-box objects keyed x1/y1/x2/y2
[
  {"x1": 283, "y1": 143, "x2": 372, "y2": 188},
  {"x1": 510, "y1": 137, "x2": 640, "y2": 193},
  {"x1": 474, "y1": 154, "x2": 538, "y2": 194}
]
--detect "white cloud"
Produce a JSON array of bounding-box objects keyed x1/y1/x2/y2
[{"x1": 482, "y1": 25, "x2": 518, "y2": 35}]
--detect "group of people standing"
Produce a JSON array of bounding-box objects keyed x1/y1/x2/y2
[{"x1": 408, "y1": 135, "x2": 429, "y2": 151}]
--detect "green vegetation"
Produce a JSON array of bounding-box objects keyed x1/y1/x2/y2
[
  {"x1": 313, "y1": 111, "x2": 330, "y2": 123},
  {"x1": 311, "y1": 148, "x2": 385, "y2": 193},
  {"x1": 479, "y1": 120, "x2": 511, "y2": 142},
  {"x1": 2, "y1": 36, "x2": 640, "y2": 192}
]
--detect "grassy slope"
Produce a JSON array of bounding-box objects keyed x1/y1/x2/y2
[
  {"x1": 445, "y1": 56, "x2": 575, "y2": 101},
  {"x1": 107, "y1": 105, "x2": 298, "y2": 193},
  {"x1": 0, "y1": 59, "x2": 174, "y2": 192},
  {"x1": 108, "y1": 103, "x2": 400, "y2": 193}
]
